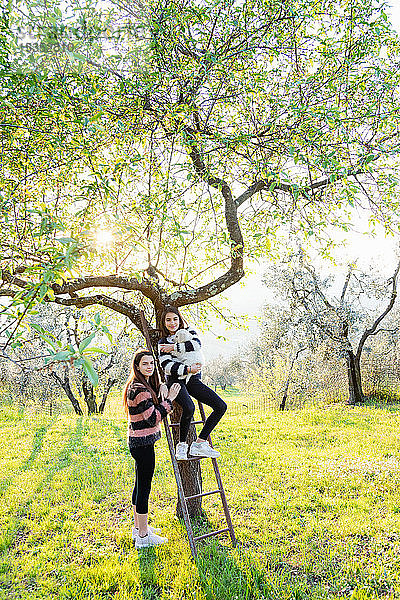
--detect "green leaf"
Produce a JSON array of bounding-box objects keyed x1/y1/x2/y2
[
  {"x1": 81, "y1": 357, "x2": 99, "y2": 387},
  {"x1": 72, "y1": 52, "x2": 88, "y2": 62},
  {"x1": 80, "y1": 347, "x2": 108, "y2": 355},
  {"x1": 101, "y1": 325, "x2": 113, "y2": 343},
  {"x1": 57, "y1": 237, "x2": 77, "y2": 245},
  {"x1": 79, "y1": 332, "x2": 96, "y2": 353},
  {"x1": 31, "y1": 329, "x2": 58, "y2": 352},
  {"x1": 51, "y1": 350, "x2": 73, "y2": 361}
]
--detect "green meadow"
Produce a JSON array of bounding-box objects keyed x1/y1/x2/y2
[{"x1": 1, "y1": 393, "x2": 400, "y2": 600}]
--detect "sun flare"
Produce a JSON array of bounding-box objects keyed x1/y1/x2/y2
[{"x1": 95, "y1": 229, "x2": 114, "y2": 246}]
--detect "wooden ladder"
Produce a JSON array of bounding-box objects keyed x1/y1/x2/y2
[{"x1": 163, "y1": 401, "x2": 237, "y2": 559}]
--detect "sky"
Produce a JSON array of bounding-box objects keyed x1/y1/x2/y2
[
  {"x1": 389, "y1": 3, "x2": 400, "y2": 32},
  {"x1": 201, "y1": 3, "x2": 400, "y2": 359}
]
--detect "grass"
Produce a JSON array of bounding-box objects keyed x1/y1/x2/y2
[{"x1": 1, "y1": 392, "x2": 400, "y2": 599}]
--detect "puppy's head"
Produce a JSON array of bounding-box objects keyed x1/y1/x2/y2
[{"x1": 174, "y1": 328, "x2": 191, "y2": 343}]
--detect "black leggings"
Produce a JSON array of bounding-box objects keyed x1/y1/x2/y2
[
  {"x1": 168, "y1": 374, "x2": 227, "y2": 442},
  {"x1": 129, "y1": 442, "x2": 155, "y2": 514}
]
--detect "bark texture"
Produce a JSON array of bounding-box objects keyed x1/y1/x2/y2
[
  {"x1": 346, "y1": 351, "x2": 364, "y2": 405},
  {"x1": 169, "y1": 403, "x2": 203, "y2": 518},
  {"x1": 82, "y1": 376, "x2": 98, "y2": 414},
  {"x1": 98, "y1": 377, "x2": 118, "y2": 414},
  {"x1": 50, "y1": 370, "x2": 83, "y2": 415}
]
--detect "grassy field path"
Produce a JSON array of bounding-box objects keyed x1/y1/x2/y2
[{"x1": 1, "y1": 401, "x2": 400, "y2": 599}]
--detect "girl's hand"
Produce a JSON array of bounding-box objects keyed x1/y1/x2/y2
[
  {"x1": 158, "y1": 383, "x2": 168, "y2": 401},
  {"x1": 167, "y1": 383, "x2": 181, "y2": 401},
  {"x1": 159, "y1": 343, "x2": 175, "y2": 352},
  {"x1": 190, "y1": 363, "x2": 201, "y2": 374}
]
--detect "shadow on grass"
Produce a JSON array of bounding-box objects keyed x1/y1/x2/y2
[
  {"x1": 35, "y1": 417, "x2": 85, "y2": 492},
  {"x1": 0, "y1": 419, "x2": 57, "y2": 498},
  {"x1": 3, "y1": 418, "x2": 85, "y2": 550},
  {"x1": 361, "y1": 398, "x2": 400, "y2": 412},
  {"x1": 106, "y1": 421, "x2": 131, "y2": 456},
  {"x1": 171, "y1": 512, "x2": 278, "y2": 599},
  {"x1": 137, "y1": 547, "x2": 163, "y2": 600},
  {"x1": 195, "y1": 539, "x2": 311, "y2": 600},
  {"x1": 21, "y1": 421, "x2": 56, "y2": 472}
]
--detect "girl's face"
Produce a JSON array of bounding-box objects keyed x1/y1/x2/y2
[
  {"x1": 138, "y1": 355, "x2": 154, "y2": 379},
  {"x1": 165, "y1": 312, "x2": 180, "y2": 334}
]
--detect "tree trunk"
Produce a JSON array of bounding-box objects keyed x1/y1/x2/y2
[
  {"x1": 82, "y1": 376, "x2": 98, "y2": 414},
  {"x1": 98, "y1": 377, "x2": 117, "y2": 414},
  {"x1": 50, "y1": 371, "x2": 83, "y2": 415},
  {"x1": 279, "y1": 379, "x2": 290, "y2": 411},
  {"x1": 346, "y1": 351, "x2": 364, "y2": 405},
  {"x1": 169, "y1": 403, "x2": 203, "y2": 518},
  {"x1": 279, "y1": 348, "x2": 306, "y2": 410}
]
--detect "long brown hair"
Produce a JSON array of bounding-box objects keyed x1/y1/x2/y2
[
  {"x1": 122, "y1": 349, "x2": 159, "y2": 415},
  {"x1": 159, "y1": 305, "x2": 187, "y2": 338}
]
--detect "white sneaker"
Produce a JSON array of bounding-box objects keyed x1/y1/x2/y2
[
  {"x1": 175, "y1": 442, "x2": 188, "y2": 460},
  {"x1": 190, "y1": 440, "x2": 220, "y2": 459},
  {"x1": 132, "y1": 525, "x2": 161, "y2": 540},
  {"x1": 135, "y1": 531, "x2": 168, "y2": 548}
]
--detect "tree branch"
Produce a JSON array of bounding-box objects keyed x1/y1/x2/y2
[
  {"x1": 169, "y1": 132, "x2": 244, "y2": 305},
  {"x1": 356, "y1": 259, "x2": 400, "y2": 359},
  {"x1": 234, "y1": 165, "x2": 366, "y2": 209},
  {"x1": 53, "y1": 293, "x2": 147, "y2": 333},
  {"x1": 54, "y1": 274, "x2": 164, "y2": 306},
  {"x1": 340, "y1": 265, "x2": 353, "y2": 304},
  {"x1": 1, "y1": 271, "x2": 167, "y2": 312}
]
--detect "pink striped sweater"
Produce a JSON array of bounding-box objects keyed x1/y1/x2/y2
[{"x1": 126, "y1": 381, "x2": 173, "y2": 447}]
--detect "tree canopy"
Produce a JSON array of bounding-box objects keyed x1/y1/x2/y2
[{"x1": 1, "y1": 0, "x2": 400, "y2": 343}]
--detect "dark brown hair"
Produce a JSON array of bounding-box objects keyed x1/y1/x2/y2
[
  {"x1": 159, "y1": 306, "x2": 187, "y2": 338},
  {"x1": 122, "y1": 349, "x2": 159, "y2": 414}
]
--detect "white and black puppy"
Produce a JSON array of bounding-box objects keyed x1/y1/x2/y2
[{"x1": 172, "y1": 328, "x2": 205, "y2": 383}]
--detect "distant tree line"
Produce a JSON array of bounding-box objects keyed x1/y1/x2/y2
[
  {"x1": 205, "y1": 253, "x2": 400, "y2": 409},
  {"x1": 0, "y1": 305, "x2": 140, "y2": 415}
]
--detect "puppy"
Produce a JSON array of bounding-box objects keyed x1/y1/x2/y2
[{"x1": 172, "y1": 328, "x2": 205, "y2": 383}]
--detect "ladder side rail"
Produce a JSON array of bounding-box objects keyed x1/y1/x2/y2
[
  {"x1": 209, "y1": 456, "x2": 237, "y2": 547},
  {"x1": 197, "y1": 401, "x2": 237, "y2": 547},
  {"x1": 163, "y1": 417, "x2": 198, "y2": 558}
]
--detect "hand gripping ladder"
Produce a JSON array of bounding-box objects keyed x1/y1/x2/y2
[
  {"x1": 139, "y1": 310, "x2": 236, "y2": 559},
  {"x1": 163, "y1": 404, "x2": 237, "y2": 559}
]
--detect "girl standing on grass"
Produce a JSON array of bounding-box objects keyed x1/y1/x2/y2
[
  {"x1": 123, "y1": 349, "x2": 180, "y2": 549},
  {"x1": 158, "y1": 306, "x2": 227, "y2": 461}
]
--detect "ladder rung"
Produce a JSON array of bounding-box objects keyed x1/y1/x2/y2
[
  {"x1": 185, "y1": 489, "x2": 221, "y2": 501},
  {"x1": 186, "y1": 455, "x2": 208, "y2": 461},
  {"x1": 193, "y1": 528, "x2": 230, "y2": 541},
  {"x1": 168, "y1": 420, "x2": 204, "y2": 427}
]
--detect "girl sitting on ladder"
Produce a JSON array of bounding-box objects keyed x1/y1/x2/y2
[{"x1": 158, "y1": 306, "x2": 227, "y2": 460}]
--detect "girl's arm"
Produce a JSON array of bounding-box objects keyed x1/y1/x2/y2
[{"x1": 158, "y1": 340, "x2": 190, "y2": 378}]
